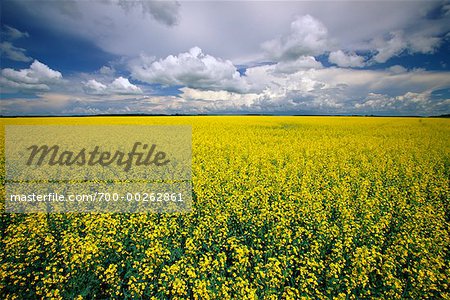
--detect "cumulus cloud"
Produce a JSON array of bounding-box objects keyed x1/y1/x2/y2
[
  {"x1": 83, "y1": 79, "x2": 107, "y2": 94},
  {"x1": 83, "y1": 77, "x2": 142, "y2": 95},
  {"x1": 131, "y1": 47, "x2": 248, "y2": 92},
  {"x1": 262, "y1": 15, "x2": 328, "y2": 61},
  {"x1": 328, "y1": 50, "x2": 365, "y2": 68},
  {"x1": 274, "y1": 56, "x2": 323, "y2": 74},
  {"x1": 3, "y1": 67, "x2": 449, "y2": 116},
  {"x1": 2, "y1": 1, "x2": 450, "y2": 116},
  {"x1": 260, "y1": 9, "x2": 447, "y2": 67},
  {"x1": 109, "y1": 77, "x2": 142, "y2": 94},
  {"x1": 0, "y1": 60, "x2": 63, "y2": 92},
  {"x1": 0, "y1": 42, "x2": 32, "y2": 62},
  {"x1": 175, "y1": 64, "x2": 450, "y2": 115}
]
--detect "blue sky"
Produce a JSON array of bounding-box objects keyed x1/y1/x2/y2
[{"x1": 1, "y1": 0, "x2": 450, "y2": 116}]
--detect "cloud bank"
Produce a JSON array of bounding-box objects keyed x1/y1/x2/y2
[{"x1": 1, "y1": 1, "x2": 449, "y2": 116}]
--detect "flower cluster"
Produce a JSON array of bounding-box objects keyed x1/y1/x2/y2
[{"x1": 1, "y1": 116, "x2": 449, "y2": 299}]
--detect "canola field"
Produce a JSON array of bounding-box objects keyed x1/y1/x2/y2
[{"x1": 0, "y1": 116, "x2": 449, "y2": 299}]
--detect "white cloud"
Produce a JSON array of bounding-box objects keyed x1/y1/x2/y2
[
  {"x1": 180, "y1": 87, "x2": 260, "y2": 103},
  {"x1": 131, "y1": 47, "x2": 248, "y2": 92},
  {"x1": 110, "y1": 77, "x2": 142, "y2": 94},
  {"x1": 328, "y1": 50, "x2": 365, "y2": 68},
  {"x1": 371, "y1": 29, "x2": 444, "y2": 64},
  {"x1": 1, "y1": 60, "x2": 63, "y2": 91},
  {"x1": 83, "y1": 79, "x2": 107, "y2": 94},
  {"x1": 183, "y1": 64, "x2": 450, "y2": 114},
  {"x1": 274, "y1": 56, "x2": 323, "y2": 74},
  {"x1": 388, "y1": 65, "x2": 408, "y2": 74},
  {"x1": 408, "y1": 34, "x2": 441, "y2": 54},
  {"x1": 371, "y1": 31, "x2": 407, "y2": 63},
  {"x1": 0, "y1": 25, "x2": 32, "y2": 62},
  {"x1": 0, "y1": 42, "x2": 32, "y2": 62},
  {"x1": 3, "y1": 67, "x2": 449, "y2": 116},
  {"x1": 2, "y1": 1, "x2": 450, "y2": 116},
  {"x1": 2, "y1": 25, "x2": 29, "y2": 40},
  {"x1": 262, "y1": 15, "x2": 328, "y2": 61},
  {"x1": 99, "y1": 65, "x2": 115, "y2": 76},
  {"x1": 83, "y1": 77, "x2": 142, "y2": 95},
  {"x1": 354, "y1": 91, "x2": 436, "y2": 114}
]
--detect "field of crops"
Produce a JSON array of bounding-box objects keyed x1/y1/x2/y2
[{"x1": 1, "y1": 116, "x2": 449, "y2": 299}]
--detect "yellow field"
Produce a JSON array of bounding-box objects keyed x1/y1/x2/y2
[{"x1": 1, "y1": 116, "x2": 449, "y2": 299}]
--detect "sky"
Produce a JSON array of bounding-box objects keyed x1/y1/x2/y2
[{"x1": 1, "y1": 0, "x2": 450, "y2": 116}]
